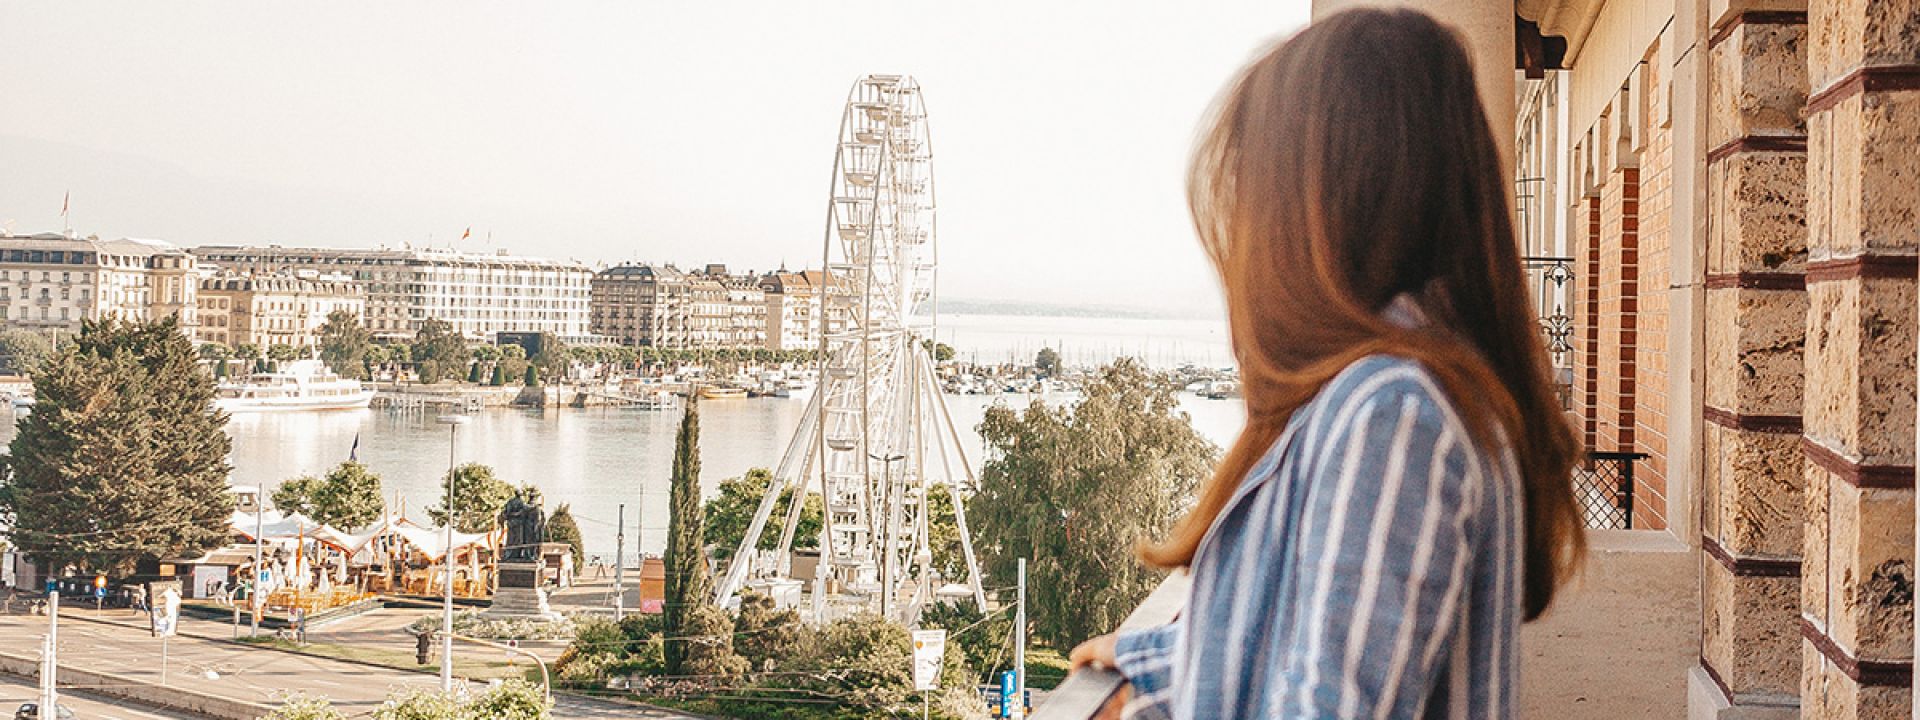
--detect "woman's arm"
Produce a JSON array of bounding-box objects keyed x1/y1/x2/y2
[{"x1": 1272, "y1": 382, "x2": 1483, "y2": 718}]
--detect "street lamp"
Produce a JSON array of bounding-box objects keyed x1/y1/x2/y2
[{"x1": 435, "y1": 414, "x2": 470, "y2": 692}]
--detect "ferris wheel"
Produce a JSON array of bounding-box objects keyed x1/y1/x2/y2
[{"x1": 716, "y1": 74, "x2": 987, "y2": 622}]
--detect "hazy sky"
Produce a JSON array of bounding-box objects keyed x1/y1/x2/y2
[{"x1": 0, "y1": 2, "x2": 1305, "y2": 314}]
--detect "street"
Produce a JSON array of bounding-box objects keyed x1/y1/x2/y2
[{"x1": 0, "y1": 673, "x2": 196, "y2": 720}]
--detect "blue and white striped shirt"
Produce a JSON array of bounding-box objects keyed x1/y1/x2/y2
[{"x1": 1114, "y1": 355, "x2": 1524, "y2": 719}]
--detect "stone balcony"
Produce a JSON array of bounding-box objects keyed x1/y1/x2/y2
[{"x1": 1035, "y1": 529, "x2": 1697, "y2": 719}]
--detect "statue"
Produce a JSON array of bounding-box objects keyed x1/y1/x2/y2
[{"x1": 499, "y1": 493, "x2": 545, "y2": 564}]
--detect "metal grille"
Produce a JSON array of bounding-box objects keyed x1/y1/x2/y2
[{"x1": 1573, "y1": 451, "x2": 1644, "y2": 529}]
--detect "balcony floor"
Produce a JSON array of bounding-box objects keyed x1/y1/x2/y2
[{"x1": 1520, "y1": 529, "x2": 1697, "y2": 718}]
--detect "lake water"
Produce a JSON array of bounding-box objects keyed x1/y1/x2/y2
[{"x1": 0, "y1": 313, "x2": 1245, "y2": 558}]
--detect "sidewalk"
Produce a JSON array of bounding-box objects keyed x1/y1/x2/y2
[{"x1": 0, "y1": 600, "x2": 693, "y2": 719}]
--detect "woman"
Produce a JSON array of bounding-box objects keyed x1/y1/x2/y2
[{"x1": 1069, "y1": 8, "x2": 1583, "y2": 719}]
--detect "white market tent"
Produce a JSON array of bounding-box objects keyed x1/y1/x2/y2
[{"x1": 231, "y1": 510, "x2": 492, "y2": 560}]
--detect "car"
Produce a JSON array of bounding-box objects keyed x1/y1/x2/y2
[{"x1": 14, "y1": 702, "x2": 76, "y2": 720}]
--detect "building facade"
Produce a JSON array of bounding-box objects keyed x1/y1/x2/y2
[
  {"x1": 1349, "y1": 0, "x2": 1920, "y2": 716},
  {"x1": 760, "y1": 270, "x2": 822, "y2": 352},
  {"x1": 591, "y1": 264, "x2": 689, "y2": 348},
  {"x1": 190, "y1": 245, "x2": 591, "y2": 343},
  {"x1": 196, "y1": 273, "x2": 365, "y2": 349},
  {"x1": 0, "y1": 233, "x2": 200, "y2": 335}
]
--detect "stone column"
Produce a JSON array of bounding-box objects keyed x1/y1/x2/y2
[
  {"x1": 1310, "y1": 0, "x2": 1515, "y2": 172},
  {"x1": 1697, "y1": 7, "x2": 1810, "y2": 718},
  {"x1": 1799, "y1": 0, "x2": 1920, "y2": 716}
]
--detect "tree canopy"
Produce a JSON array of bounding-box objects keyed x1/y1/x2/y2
[
  {"x1": 271, "y1": 461, "x2": 385, "y2": 530},
  {"x1": 702, "y1": 468, "x2": 823, "y2": 562},
  {"x1": 412, "y1": 318, "x2": 467, "y2": 384},
  {"x1": 970, "y1": 358, "x2": 1215, "y2": 647},
  {"x1": 1034, "y1": 347, "x2": 1061, "y2": 377},
  {"x1": 428, "y1": 463, "x2": 516, "y2": 533},
  {"x1": 0, "y1": 317, "x2": 235, "y2": 574},
  {"x1": 319, "y1": 310, "x2": 372, "y2": 380},
  {"x1": 546, "y1": 503, "x2": 585, "y2": 573},
  {"x1": 0, "y1": 329, "x2": 58, "y2": 375}
]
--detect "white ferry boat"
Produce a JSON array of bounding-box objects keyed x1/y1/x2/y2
[{"x1": 214, "y1": 360, "x2": 373, "y2": 412}]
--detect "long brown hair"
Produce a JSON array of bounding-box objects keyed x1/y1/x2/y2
[{"x1": 1140, "y1": 7, "x2": 1583, "y2": 620}]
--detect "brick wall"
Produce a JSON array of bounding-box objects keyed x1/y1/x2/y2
[{"x1": 1637, "y1": 52, "x2": 1676, "y2": 529}]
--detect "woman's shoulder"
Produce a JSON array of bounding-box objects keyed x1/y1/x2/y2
[{"x1": 1307, "y1": 354, "x2": 1458, "y2": 423}]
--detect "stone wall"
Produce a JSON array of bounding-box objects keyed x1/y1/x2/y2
[
  {"x1": 1699, "y1": 8, "x2": 1812, "y2": 713},
  {"x1": 1798, "y1": 0, "x2": 1920, "y2": 714}
]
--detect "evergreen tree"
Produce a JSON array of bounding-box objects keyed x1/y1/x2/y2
[
  {"x1": 318, "y1": 310, "x2": 372, "y2": 380},
  {"x1": 0, "y1": 317, "x2": 235, "y2": 574},
  {"x1": 524, "y1": 365, "x2": 539, "y2": 387},
  {"x1": 545, "y1": 503, "x2": 585, "y2": 573},
  {"x1": 489, "y1": 364, "x2": 508, "y2": 386},
  {"x1": 466, "y1": 362, "x2": 484, "y2": 384},
  {"x1": 663, "y1": 397, "x2": 712, "y2": 674}
]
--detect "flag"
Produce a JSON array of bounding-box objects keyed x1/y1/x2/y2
[
  {"x1": 60, "y1": 191, "x2": 69, "y2": 217},
  {"x1": 349, "y1": 432, "x2": 360, "y2": 462},
  {"x1": 461, "y1": 226, "x2": 471, "y2": 241}
]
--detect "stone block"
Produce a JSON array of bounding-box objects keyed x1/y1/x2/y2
[
  {"x1": 1809, "y1": 0, "x2": 1920, "y2": 89},
  {"x1": 1822, "y1": 479, "x2": 1915, "y2": 660},
  {"x1": 1708, "y1": 151, "x2": 1809, "y2": 274},
  {"x1": 1709, "y1": 23, "x2": 1810, "y2": 148},
  {"x1": 1702, "y1": 561, "x2": 1803, "y2": 698},
  {"x1": 1704, "y1": 287, "x2": 1808, "y2": 414},
  {"x1": 1711, "y1": 425, "x2": 1807, "y2": 557},
  {"x1": 1704, "y1": 420, "x2": 1727, "y2": 540},
  {"x1": 1802, "y1": 277, "x2": 1919, "y2": 464},
  {"x1": 1815, "y1": 90, "x2": 1920, "y2": 257},
  {"x1": 1805, "y1": 462, "x2": 1833, "y2": 619}
]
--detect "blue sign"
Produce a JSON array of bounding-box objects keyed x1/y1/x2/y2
[
  {"x1": 94, "y1": 585, "x2": 107, "y2": 599},
  {"x1": 257, "y1": 570, "x2": 271, "y2": 583},
  {"x1": 998, "y1": 670, "x2": 1018, "y2": 718},
  {"x1": 44, "y1": 579, "x2": 56, "y2": 594}
]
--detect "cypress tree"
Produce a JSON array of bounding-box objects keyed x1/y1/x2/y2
[
  {"x1": 663, "y1": 396, "x2": 711, "y2": 674},
  {"x1": 0, "y1": 317, "x2": 234, "y2": 574},
  {"x1": 545, "y1": 503, "x2": 585, "y2": 574}
]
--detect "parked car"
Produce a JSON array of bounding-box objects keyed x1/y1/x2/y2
[{"x1": 14, "y1": 702, "x2": 76, "y2": 720}]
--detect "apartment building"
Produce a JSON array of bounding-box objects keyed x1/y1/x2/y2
[
  {"x1": 196, "y1": 273, "x2": 365, "y2": 349},
  {"x1": 0, "y1": 233, "x2": 200, "y2": 335},
  {"x1": 760, "y1": 270, "x2": 822, "y2": 352},
  {"x1": 591, "y1": 264, "x2": 691, "y2": 348},
  {"x1": 190, "y1": 245, "x2": 591, "y2": 343}
]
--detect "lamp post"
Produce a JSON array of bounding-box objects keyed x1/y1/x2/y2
[{"x1": 435, "y1": 414, "x2": 470, "y2": 692}]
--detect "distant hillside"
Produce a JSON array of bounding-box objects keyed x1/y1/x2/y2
[{"x1": 920, "y1": 298, "x2": 1221, "y2": 321}]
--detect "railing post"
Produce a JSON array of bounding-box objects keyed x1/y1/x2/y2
[{"x1": 1617, "y1": 455, "x2": 1636, "y2": 529}]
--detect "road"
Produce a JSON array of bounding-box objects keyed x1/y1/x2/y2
[
  {"x1": 0, "y1": 673, "x2": 196, "y2": 720},
  {"x1": 0, "y1": 603, "x2": 693, "y2": 719}
]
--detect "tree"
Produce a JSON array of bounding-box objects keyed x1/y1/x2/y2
[
  {"x1": 523, "y1": 364, "x2": 539, "y2": 387},
  {"x1": 319, "y1": 310, "x2": 372, "y2": 380},
  {"x1": 1034, "y1": 347, "x2": 1061, "y2": 377},
  {"x1": 924, "y1": 484, "x2": 967, "y2": 582},
  {"x1": 466, "y1": 362, "x2": 484, "y2": 384},
  {"x1": 662, "y1": 397, "x2": 711, "y2": 674},
  {"x1": 271, "y1": 474, "x2": 325, "y2": 518},
  {"x1": 733, "y1": 590, "x2": 806, "y2": 673},
  {"x1": 0, "y1": 317, "x2": 235, "y2": 575},
  {"x1": 919, "y1": 339, "x2": 956, "y2": 364},
  {"x1": 313, "y1": 461, "x2": 385, "y2": 530},
  {"x1": 235, "y1": 342, "x2": 263, "y2": 373},
  {"x1": 269, "y1": 462, "x2": 382, "y2": 529},
  {"x1": 971, "y1": 358, "x2": 1216, "y2": 648},
  {"x1": 428, "y1": 463, "x2": 516, "y2": 533},
  {"x1": 546, "y1": 503, "x2": 585, "y2": 573},
  {"x1": 702, "y1": 468, "x2": 823, "y2": 562},
  {"x1": 362, "y1": 345, "x2": 389, "y2": 379},
  {"x1": 412, "y1": 318, "x2": 466, "y2": 384},
  {"x1": 489, "y1": 364, "x2": 509, "y2": 386},
  {"x1": 0, "y1": 329, "x2": 57, "y2": 375},
  {"x1": 268, "y1": 343, "x2": 300, "y2": 367},
  {"x1": 920, "y1": 599, "x2": 1011, "y2": 683}
]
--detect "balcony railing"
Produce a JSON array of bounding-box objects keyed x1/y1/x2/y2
[
  {"x1": 1031, "y1": 572, "x2": 1189, "y2": 719},
  {"x1": 1575, "y1": 451, "x2": 1644, "y2": 529}
]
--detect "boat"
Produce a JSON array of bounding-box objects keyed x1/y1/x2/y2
[
  {"x1": 699, "y1": 385, "x2": 749, "y2": 400},
  {"x1": 1203, "y1": 380, "x2": 1242, "y2": 400},
  {"x1": 214, "y1": 359, "x2": 374, "y2": 412}
]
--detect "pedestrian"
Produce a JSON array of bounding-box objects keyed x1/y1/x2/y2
[{"x1": 1069, "y1": 9, "x2": 1584, "y2": 719}]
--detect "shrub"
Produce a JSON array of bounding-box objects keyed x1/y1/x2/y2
[
  {"x1": 465, "y1": 679, "x2": 551, "y2": 720},
  {"x1": 264, "y1": 693, "x2": 347, "y2": 720},
  {"x1": 372, "y1": 686, "x2": 463, "y2": 720}
]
